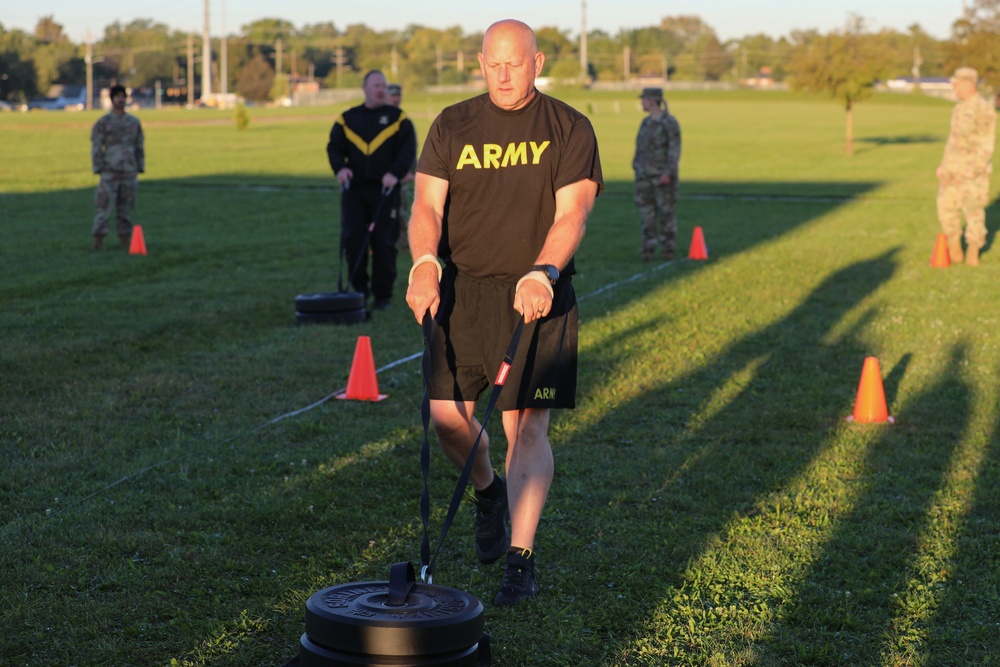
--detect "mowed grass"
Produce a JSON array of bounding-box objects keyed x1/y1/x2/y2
[{"x1": 1, "y1": 89, "x2": 998, "y2": 666}]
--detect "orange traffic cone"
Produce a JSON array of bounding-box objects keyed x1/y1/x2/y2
[
  {"x1": 929, "y1": 233, "x2": 950, "y2": 268},
  {"x1": 688, "y1": 226, "x2": 708, "y2": 260},
  {"x1": 129, "y1": 225, "x2": 147, "y2": 255},
  {"x1": 336, "y1": 336, "x2": 387, "y2": 401},
  {"x1": 848, "y1": 356, "x2": 892, "y2": 423}
]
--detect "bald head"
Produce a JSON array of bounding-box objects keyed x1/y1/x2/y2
[
  {"x1": 479, "y1": 19, "x2": 544, "y2": 110},
  {"x1": 482, "y1": 19, "x2": 537, "y2": 54}
]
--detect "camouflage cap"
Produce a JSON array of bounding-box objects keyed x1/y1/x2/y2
[
  {"x1": 951, "y1": 67, "x2": 979, "y2": 84},
  {"x1": 386, "y1": 83, "x2": 402, "y2": 95},
  {"x1": 639, "y1": 87, "x2": 663, "y2": 99}
]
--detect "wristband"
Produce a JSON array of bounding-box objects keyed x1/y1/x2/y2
[
  {"x1": 408, "y1": 254, "x2": 443, "y2": 285},
  {"x1": 515, "y1": 271, "x2": 555, "y2": 298}
]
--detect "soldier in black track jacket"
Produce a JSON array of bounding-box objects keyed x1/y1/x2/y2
[{"x1": 327, "y1": 70, "x2": 417, "y2": 309}]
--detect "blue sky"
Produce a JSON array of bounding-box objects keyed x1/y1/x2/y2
[{"x1": 4, "y1": 0, "x2": 961, "y2": 44}]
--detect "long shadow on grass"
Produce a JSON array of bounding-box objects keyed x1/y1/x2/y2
[
  {"x1": 925, "y1": 362, "x2": 1000, "y2": 664},
  {"x1": 0, "y1": 175, "x2": 885, "y2": 664},
  {"x1": 500, "y1": 251, "x2": 899, "y2": 665},
  {"x1": 752, "y1": 342, "x2": 973, "y2": 664},
  {"x1": 979, "y1": 194, "x2": 1000, "y2": 257}
]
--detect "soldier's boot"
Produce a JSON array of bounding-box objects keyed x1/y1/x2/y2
[
  {"x1": 966, "y1": 245, "x2": 980, "y2": 267},
  {"x1": 92, "y1": 235, "x2": 105, "y2": 251},
  {"x1": 118, "y1": 234, "x2": 131, "y2": 250},
  {"x1": 947, "y1": 237, "x2": 964, "y2": 264}
]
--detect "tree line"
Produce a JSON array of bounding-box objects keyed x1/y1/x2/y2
[{"x1": 1, "y1": 2, "x2": 997, "y2": 106}]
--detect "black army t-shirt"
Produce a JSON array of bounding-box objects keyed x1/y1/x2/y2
[{"x1": 417, "y1": 91, "x2": 603, "y2": 283}]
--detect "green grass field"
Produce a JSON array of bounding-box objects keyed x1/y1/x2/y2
[{"x1": 2, "y1": 89, "x2": 999, "y2": 666}]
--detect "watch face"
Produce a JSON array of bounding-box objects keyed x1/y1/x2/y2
[{"x1": 534, "y1": 264, "x2": 558, "y2": 284}]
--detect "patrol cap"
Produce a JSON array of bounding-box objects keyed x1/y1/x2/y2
[
  {"x1": 951, "y1": 67, "x2": 979, "y2": 84},
  {"x1": 639, "y1": 87, "x2": 663, "y2": 99},
  {"x1": 386, "y1": 83, "x2": 402, "y2": 95}
]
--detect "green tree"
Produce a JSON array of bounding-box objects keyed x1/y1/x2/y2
[
  {"x1": 947, "y1": 0, "x2": 1000, "y2": 90},
  {"x1": 236, "y1": 53, "x2": 274, "y2": 101},
  {"x1": 99, "y1": 19, "x2": 183, "y2": 89},
  {"x1": 241, "y1": 18, "x2": 298, "y2": 45},
  {"x1": 730, "y1": 33, "x2": 794, "y2": 81},
  {"x1": 787, "y1": 17, "x2": 889, "y2": 155},
  {"x1": 402, "y1": 25, "x2": 461, "y2": 87},
  {"x1": 666, "y1": 19, "x2": 730, "y2": 80},
  {"x1": 907, "y1": 24, "x2": 948, "y2": 80},
  {"x1": 30, "y1": 16, "x2": 76, "y2": 94},
  {"x1": 34, "y1": 15, "x2": 66, "y2": 43},
  {"x1": 535, "y1": 26, "x2": 577, "y2": 78},
  {"x1": 0, "y1": 26, "x2": 40, "y2": 102},
  {"x1": 584, "y1": 29, "x2": 621, "y2": 81}
]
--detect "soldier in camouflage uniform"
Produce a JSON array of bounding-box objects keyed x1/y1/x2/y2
[
  {"x1": 937, "y1": 67, "x2": 996, "y2": 266},
  {"x1": 91, "y1": 85, "x2": 145, "y2": 250},
  {"x1": 386, "y1": 83, "x2": 416, "y2": 251},
  {"x1": 633, "y1": 87, "x2": 681, "y2": 260}
]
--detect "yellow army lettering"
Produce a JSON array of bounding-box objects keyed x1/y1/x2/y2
[
  {"x1": 456, "y1": 141, "x2": 551, "y2": 170},
  {"x1": 533, "y1": 387, "x2": 556, "y2": 400}
]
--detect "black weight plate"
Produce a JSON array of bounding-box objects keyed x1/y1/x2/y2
[
  {"x1": 304, "y1": 581, "x2": 484, "y2": 657},
  {"x1": 296, "y1": 292, "x2": 366, "y2": 313},
  {"x1": 295, "y1": 309, "x2": 369, "y2": 325},
  {"x1": 299, "y1": 633, "x2": 481, "y2": 667}
]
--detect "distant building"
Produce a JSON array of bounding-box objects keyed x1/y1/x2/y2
[{"x1": 884, "y1": 77, "x2": 953, "y2": 100}]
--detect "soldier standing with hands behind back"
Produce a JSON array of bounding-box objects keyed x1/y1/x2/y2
[
  {"x1": 91, "y1": 85, "x2": 144, "y2": 251},
  {"x1": 937, "y1": 67, "x2": 996, "y2": 266},
  {"x1": 633, "y1": 87, "x2": 681, "y2": 261}
]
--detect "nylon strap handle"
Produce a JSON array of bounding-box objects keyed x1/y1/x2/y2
[
  {"x1": 336, "y1": 181, "x2": 349, "y2": 293},
  {"x1": 386, "y1": 561, "x2": 416, "y2": 606},
  {"x1": 419, "y1": 313, "x2": 524, "y2": 583}
]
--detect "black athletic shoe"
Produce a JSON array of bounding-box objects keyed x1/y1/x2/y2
[
  {"x1": 494, "y1": 548, "x2": 539, "y2": 606},
  {"x1": 473, "y1": 476, "x2": 509, "y2": 564},
  {"x1": 373, "y1": 298, "x2": 392, "y2": 311}
]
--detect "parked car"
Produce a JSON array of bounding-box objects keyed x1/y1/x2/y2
[
  {"x1": 26, "y1": 85, "x2": 88, "y2": 111},
  {"x1": 27, "y1": 97, "x2": 61, "y2": 111}
]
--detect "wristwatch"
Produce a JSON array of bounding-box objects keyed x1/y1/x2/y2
[{"x1": 531, "y1": 264, "x2": 560, "y2": 286}]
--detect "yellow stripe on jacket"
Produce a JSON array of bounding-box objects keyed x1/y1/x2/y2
[{"x1": 338, "y1": 112, "x2": 409, "y2": 156}]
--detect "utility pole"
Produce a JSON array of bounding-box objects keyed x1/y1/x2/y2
[
  {"x1": 276, "y1": 37, "x2": 283, "y2": 89},
  {"x1": 391, "y1": 44, "x2": 398, "y2": 77},
  {"x1": 623, "y1": 46, "x2": 629, "y2": 81},
  {"x1": 187, "y1": 33, "x2": 195, "y2": 107},
  {"x1": 85, "y1": 34, "x2": 93, "y2": 110},
  {"x1": 202, "y1": 0, "x2": 212, "y2": 101},
  {"x1": 912, "y1": 46, "x2": 923, "y2": 92},
  {"x1": 580, "y1": 0, "x2": 588, "y2": 83},
  {"x1": 436, "y1": 46, "x2": 443, "y2": 86},
  {"x1": 333, "y1": 47, "x2": 345, "y2": 88},
  {"x1": 220, "y1": 0, "x2": 227, "y2": 95}
]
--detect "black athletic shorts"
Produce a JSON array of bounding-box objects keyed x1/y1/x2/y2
[{"x1": 426, "y1": 268, "x2": 578, "y2": 410}]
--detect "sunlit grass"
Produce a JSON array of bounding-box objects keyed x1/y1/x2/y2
[{"x1": 2, "y1": 89, "x2": 998, "y2": 665}]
